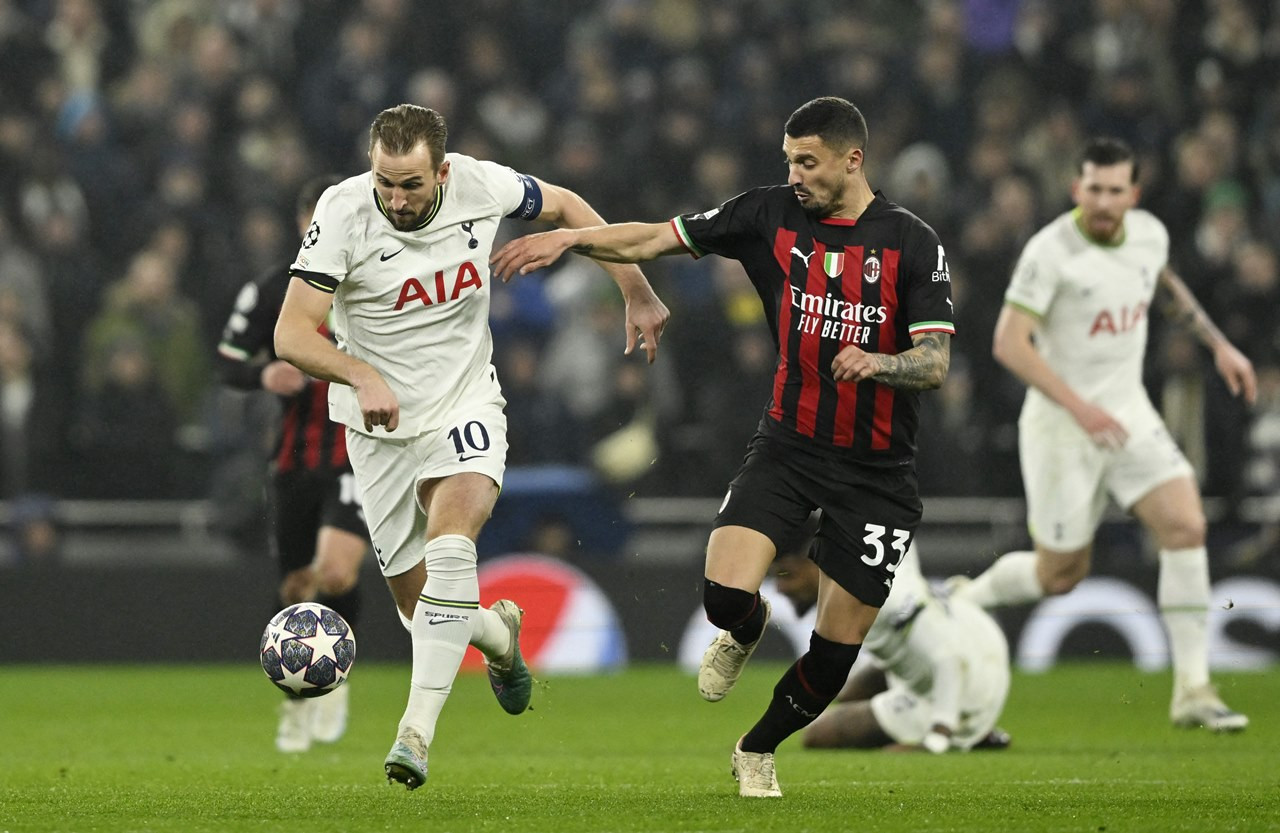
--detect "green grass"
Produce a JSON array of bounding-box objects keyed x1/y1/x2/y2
[{"x1": 0, "y1": 662, "x2": 1275, "y2": 833}]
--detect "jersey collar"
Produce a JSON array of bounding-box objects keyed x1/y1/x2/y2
[
  {"x1": 819, "y1": 190, "x2": 883, "y2": 226},
  {"x1": 1071, "y1": 206, "x2": 1126, "y2": 247},
  {"x1": 373, "y1": 183, "x2": 446, "y2": 232}
]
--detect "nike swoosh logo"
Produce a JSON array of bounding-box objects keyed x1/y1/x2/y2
[
  {"x1": 427, "y1": 616, "x2": 465, "y2": 626},
  {"x1": 458, "y1": 454, "x2": 485, "y2": 462},
  {"x1": 380, "y1": 247, "x2": 405, "y2": 261}
]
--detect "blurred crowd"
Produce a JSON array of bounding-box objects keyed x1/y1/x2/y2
[{"x1": 1, "y1": 0, "x2": 1279, "y2": 550}]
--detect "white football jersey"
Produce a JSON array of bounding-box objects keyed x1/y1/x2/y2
[
  {"x1": 865, "y1": 549, "x2": 1009, "y2": 733},
  {"x1": 290, "y1": 153, "x2": 542, "y2": 437},
  {"x1": 1004, "y1": 208, "x2": 1168, "y2": 413}
]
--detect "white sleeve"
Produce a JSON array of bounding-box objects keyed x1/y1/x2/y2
[
  {"x1": 904, "y1": 605, "x2": 962, "y2": 732},
  {"x1": 290, "y1": 187, "x2": 353, "y2": 282},
  {"x1": 473, "y1": 159, "x2": 543, "y2": 221},
  {"x1": 1003, "y1": 236, "x2": 1059, "y2": 318}
]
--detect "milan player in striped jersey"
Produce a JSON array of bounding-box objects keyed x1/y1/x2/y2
[
  {"x1": 947, "y1": 138, "x2": 1256, "y2": 732},
  {"x1": 494, "y1": 97, "x2": 955, "y2": 797},
  {"x1": 217, "y1": 176, "x2": 369, "y2": 753}
]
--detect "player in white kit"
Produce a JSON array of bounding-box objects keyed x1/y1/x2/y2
[
  {"x1": 274, "y1": 104, "x2": 669, "y2": 789},
  {"x1": 769, "y1": 525, "x2": 1011, "y2": 753},
  {"x1": 950, "y1": 138, "x2": 1256, "y2": 731}
]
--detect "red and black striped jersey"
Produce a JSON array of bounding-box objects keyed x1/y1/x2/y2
[
  {"x1": 672, "y1": 187, "x2": 955, "y2": 464},
  {"x1": 216, "y1": 265, "x2": 350, "y2": 474}
]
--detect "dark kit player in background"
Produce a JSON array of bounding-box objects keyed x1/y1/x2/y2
[
  {"x1": 216, "y1": 176, "x2": 369, "y2": 754},
  {"x1": 493, "y1": 96, "x2": 954, "y2": 797}
]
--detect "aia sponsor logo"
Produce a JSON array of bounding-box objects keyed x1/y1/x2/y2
[
  {"x1": 394, "y1": 261, "x2": 483, "y2": 310},
  {"x1": 1089, "y1": 302, "x2": 1147, "y2": 336}
]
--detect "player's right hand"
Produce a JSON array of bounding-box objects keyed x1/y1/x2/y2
[
  {"x1": 352, "y1": 370, "x2": 400, "y2": 432},
  {"x1": 490, "y1": 230, "x2": 573, "y2": 282},
  {"x1": 260, "y1": 360, "x2": 308, "y2": 396},
  {"x1": 1073, "y1": 402, "x2": 1127, "y2": 450},
  {"x1": 623, "y1": 289, "x2": 670, "y2": 364}
]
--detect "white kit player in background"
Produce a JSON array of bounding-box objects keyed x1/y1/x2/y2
[
  {"x1": 802, "y1": 547, "x2": 1011, "y2": 753},
  {"x1": 766, "y1": 525, "x2": 1012, "y2": 754},
  {"x1": 274, "y1": 104, "x2": 668, "y2": 789},
  {"x1": 948, "y1": 137, "x2": 1256, "y2": 732}
]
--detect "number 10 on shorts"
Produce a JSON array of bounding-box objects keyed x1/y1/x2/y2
[{"x1": 862, "y1": 523, "x2": 910, "y2": 570}]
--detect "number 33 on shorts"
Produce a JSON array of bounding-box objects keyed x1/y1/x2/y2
[{"x1": 861, "y1": 523, "x2": 911, "y2": 570}]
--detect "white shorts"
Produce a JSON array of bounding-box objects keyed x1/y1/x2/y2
[
  {"x1": 869, "y1": 606, "x2": 1010, "y2": 749},
  {"x1": 345, "y1": 399, "x2": 508, "y2": 577},
  {"x1": 1019, "y1": 395, "x2": 1193, "y2": 551}
]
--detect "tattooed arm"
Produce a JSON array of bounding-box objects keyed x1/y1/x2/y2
[
  {"x1": 1157, "y1": 266, "x2": 1228, "y2": 348},
  {"x1": 1157, "y1": 267, "x2": 1257, "y2": 404},
  {"x1": 830, "y1": 332, "x2": 951, "y2": 390}
]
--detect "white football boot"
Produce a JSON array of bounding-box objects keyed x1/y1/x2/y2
[
  {"x1": 275, "y1": 698, "x2": 312, "y2": 753},
  {"x1": 699, "y1": 597, "x2": 771, "y2": 701},
  {"x1": 731, "y1": 737, "x2": 781, "y2": 798},
  {"x1": 311, "y1": 683, "x2": 350, "y2": 744},
  {"x1": 1170, "y1": 684, "x2": 1249, "y2": 732}
]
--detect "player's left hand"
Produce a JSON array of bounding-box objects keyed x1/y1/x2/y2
[
  {"x1": 624, "y1": 290, "x2": 670, "y2": 364},
  {"x1": 831, "y1": 344, "x2": 882, "y2": 382},
  {"x1": 490, "y1": 230, "x2": 573, "y2": 282},
  {"x1": 1213, "y1": 341, "x2": 1257, "y2": 405}
]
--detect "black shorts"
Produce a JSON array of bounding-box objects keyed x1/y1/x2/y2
[
  {"x1": 269, "y1": 466, "x2": 368, "y2": 575},
  {"x1": 713, "y1": 434, "x2": 922, "y2": 607}
]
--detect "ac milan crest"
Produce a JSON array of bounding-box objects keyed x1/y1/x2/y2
[{"x1": 863, "y1": 254, "x2": 881, "y2": 283}]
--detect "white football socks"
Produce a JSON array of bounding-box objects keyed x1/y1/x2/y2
[
  {"x1": 469, "y1": 604, "x2": 511, "y2": 659},
  {"x1": 399, "y1": 534, "x2": 480, "y2": 749},
  {"x1": 1158, "y1": 546, "x2": 1211, "y2": 692},
  {"x1": 958, "y1": 550, "x2": 1043, "y2": 608}
]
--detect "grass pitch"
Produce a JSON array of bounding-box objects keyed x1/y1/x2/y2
[{"x1": 0, "y1": 662, "x2": 1275, "y2": 833}]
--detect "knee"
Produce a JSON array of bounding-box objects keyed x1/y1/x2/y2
[
  {"x1": 1040, "y1": 573, "x2": 1082, "y2": 596},
  {"x1": 1037, "y1": 555, "x2": 1090, "y2": 596},
  {"x1": 1157, "y1": 512, "x2": 1207, "y2": 550},
  {"x1": 703, "y1": 580, "x2": 758, "y2": 630}
]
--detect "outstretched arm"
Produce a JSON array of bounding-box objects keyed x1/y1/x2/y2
[
  {"x1": 505, "y1": 180, "x2": 673, "y2": 363},
  {"x1": 492, "y1": 219, "x2": 686, "y2": 278},
  {"x1": 1157, "y1": 266, "x2": 1256, "y2": 404},
  {"x1": 830, "y1": 332, "x2": 951, "y2": 391}
]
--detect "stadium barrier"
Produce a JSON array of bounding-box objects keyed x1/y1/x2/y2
[{"x1": 0, "y1": 494, "x2": 1277, "y2": 669}]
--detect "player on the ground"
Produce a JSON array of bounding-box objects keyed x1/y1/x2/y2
[
  {"x1": 949, "y1": 137, "x2": 1255, "y2": 732},
  {"x1": 275, "y1": 104, "x2": 668, "y2": 789},
  {"x1": 216, "y1": 175, "x2": 368, "y2": 753},
  {"x1": 493, "y1": 96, "x2": 953, "y2": 797},
  {"x1": 768, "y1": 525, "x2": 1011, "y2": 753}
]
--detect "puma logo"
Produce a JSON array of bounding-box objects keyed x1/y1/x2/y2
[{"x1": 790, "y1": 247, "x2": 814, "y2": 267}]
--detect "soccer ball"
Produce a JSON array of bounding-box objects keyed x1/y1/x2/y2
[{"x1": 260, "y1": 603, "x2": 356, "y2": 697}]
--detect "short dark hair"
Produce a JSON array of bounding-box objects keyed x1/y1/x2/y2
[
  {"x1": 369, "y1": 104, "x2": 448, "y2": 166},
  {"x1": 296, "y1": 174, "x2": 344, "y2": 217},
  {"x1": 785, "y1": 97, "x2": 869, "y2": 154},
  {"x1": 1080, "y1": 137, "x2": 1139, "y2": 182}
]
